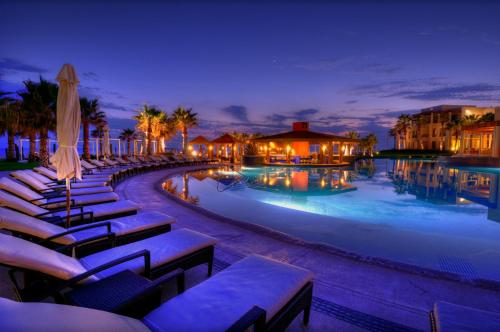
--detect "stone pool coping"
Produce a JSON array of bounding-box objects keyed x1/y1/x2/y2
[{"x1": 157, "y1": 164, "x2": 500, "y2": 291}]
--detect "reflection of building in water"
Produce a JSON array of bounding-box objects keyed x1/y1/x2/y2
[
  {"x1": 391, "y1": 159, "x2": 500, "y2": 222},
  {"x1": 391, "y1": 159, "x2": 460, "y2": 204},
  {"x1": 457, "y1": 171, "x2": 500, "y2": 222}
]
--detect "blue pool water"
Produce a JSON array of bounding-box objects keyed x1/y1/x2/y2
[{"x1": 166, "y1": 159, "x2": 500, "y2": 281}]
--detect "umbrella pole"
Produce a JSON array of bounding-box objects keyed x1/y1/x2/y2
[{"x1": 66, "y1": 178, "x2": 71, "y2": 228}]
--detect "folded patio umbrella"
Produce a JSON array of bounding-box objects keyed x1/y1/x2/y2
[{"x1": 50, "y1": 64, "x2": 82, "y2": 227}]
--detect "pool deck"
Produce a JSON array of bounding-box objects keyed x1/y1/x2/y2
[
  {"x1": 2, "y1": 165, "x2": 500, "y2": 331},
  {"x1": 118, "y1": 165, "x2": 500, "y2": 331}
]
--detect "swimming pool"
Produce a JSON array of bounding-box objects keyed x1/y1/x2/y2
[{"x1": 165, "y1": 159, "x2": 500, "y2": 281}]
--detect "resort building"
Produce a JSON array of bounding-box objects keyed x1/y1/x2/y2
[
  {"x1": 252, "y1": 122, "x2": 359, "y2": 165},
  {"x1": 395, "y1": 105, "x2": 500, "y2": 157}
]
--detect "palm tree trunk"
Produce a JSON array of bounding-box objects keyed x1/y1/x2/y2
[
  {"x1": 6, "y1": 131, "x2": 16, "y2": 161},
  {"x1": 83, "y1": 121, "x2": 90, "y2": 159},
  {"x1": 147, "y1": 119, "x2": 152, "y2": 156},
  {"x1": 182, "y1": 126, "x2": 188, "y2": 154},
  {"x1": 28, "y1": 132, "x2": 37, "y2": 162},
  {"x1": 127, "y1": 139, "x2": 131, "y2": 156},
  {"x1": 39, "y1": 130, "x2": 49, "y2": 167}
]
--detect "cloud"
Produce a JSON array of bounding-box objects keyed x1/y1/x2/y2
[
  {"x1": 0, "y1": 58, "x2": 47, "y2": 74},
  {"x1": 81, "y1": 71, "x2": 99, "y2": 81},
  {"x1": 220, "y1": 105, "x2": 249, "y2": 123},
  {"x1": 481, "y1": 33, "x2": 500, "y2": 47},
  {"x1": 294, "y1": 108, "x2": 319, "y2": 120},
  {"x1": 79, "y1": 85, "x2": 125, "y2": 100},
  {"x1": 346, "y1": 100, "x2": 358, "y2": 104},
  {"x1": 354, "y1": 62, "x2": 402, "y2": 75},
  {"x1": 350, "y1": 78, "x2": 500, "y2": 102},
  {"x1": 385, "y1": 83, "x2": 500, "y2": 102},
  {"x1": 293, "y1": 58, "x2": 346, "y2": 71}
]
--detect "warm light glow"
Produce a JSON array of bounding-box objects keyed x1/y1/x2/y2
[
  {"x1": 320, "y1": 179, "x2": 326, "y2": 188},
  {"x1": 286, "y1": 145, "x2": 291, "y2": 152},
  {"x1": 208, "y1": 169, "x2": 214, "y2": 175},
  {"x1": 192, "y1": 150, "x2": 198, "y2": 157},
  {"x1": 322, "y1": 145, "x2": 327, "y2": 152},
  {"x1": 188, "y1": 145, "x2": 193, "y2": 151},
  {"x1": 269, "y1": 142, "x2": 275, "y2": 148},
  {"x1": 285, "y1": 178, "x2": 291, "y2": 186},
  {"x1": 208, "y1": 145, "x2": 213, "y2": 151}
]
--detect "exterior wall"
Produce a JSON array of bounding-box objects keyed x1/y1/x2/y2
[
  {"x1": 396, "y1": 105, "x2": 498, "y2": 153},
  {"x1": 492, "y1": 108, "x2": 500, "y2": 158}
]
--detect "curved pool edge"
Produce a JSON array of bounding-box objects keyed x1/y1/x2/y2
[{"x1": 155, "y1": 165, "x2": 500, "y2": 291}]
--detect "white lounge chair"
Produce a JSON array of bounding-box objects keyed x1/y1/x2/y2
[
  {"x1": 11, "y1": 170, "x2": 113, "y2": 195},
  {"x1": 24, "y1": 170, "x2": 108, "y2": 188},
  {"x1": 0, "y1": 230, "x2": 216, "y2": 301},
  {"x1": 0, "y1": 177, "x2": 118, "y2": 208},
  {"x1": 0, "y1": 207, "x2": 175, "y2": 252},
  {"x1": 0, "y1": 190, "x2": 139, "y2": 223},
  {"x1": 0, "y1": 254, "x2": 313, "y2": 332},
  {"x1": 34, "y1": 166, "x2": 112, "y2": 184}
]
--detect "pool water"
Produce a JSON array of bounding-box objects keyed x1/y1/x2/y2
[{"x1": 165, "y1": 159, "x2": 500, "y2": 281}]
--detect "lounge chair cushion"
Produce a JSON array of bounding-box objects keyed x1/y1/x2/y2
[
  {"x1": 51, "y1": 200, "x2": 140, "y2": 220},
  {"x1": 0, "y1": 233, "x2": 96, "y2": 282},
  {"x1": 72, "y1": 211, "x2": 176, "y2": 241},
  {"x1": 11, "y1": 170, "x2": 49, "y2": 192},
  {"x1": 80, "y1": 229, "x2": 217, "y2": 279},
  {"x1": 144, "y1": 255, "x2": 313, "y2": 331},
  {"x1": 0, "y1": 177, "x2": 45, "y2": 203},
  {"x1": 34, "y1": 166, "x2": 58, "y2": 180},
  {"x1": 0, "y1": 297, "x2": 150, "y2": 332},
  {"x1": 432, "y1": 301, "x2": 500, "y2": 332},
  {"x1": 0, "y1": 207, "x2": 76, "y2": 244},
  {"x1": 46, "y1": 192, "x2": 119, "y2": 208},
  {"x1": 63, "y1": 186, "x2": 114, "y2": 195},
  {"x1": 80, "y1": 160, "x2": 98, "y2": 169},
  {"x1": 0, "y1": 190, "x2": 48, "y2": 216}
]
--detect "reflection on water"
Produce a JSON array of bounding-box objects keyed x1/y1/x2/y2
[
  {"x1": 164, "y1": 159, "x2": 500, "y2": 280},
  {"x1": 165, "y1": 159, "x2": 500, "y2": 223},
  {"x1": 390, "y1": 159, "x2": 499, "y2": 222},
  {"x1": 162, "y1": 173, "x2": 200, "y2": 205}
]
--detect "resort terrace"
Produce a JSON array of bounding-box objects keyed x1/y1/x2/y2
[{"x1": 252, "y1": 122, "x2": 360, "y2": 166}]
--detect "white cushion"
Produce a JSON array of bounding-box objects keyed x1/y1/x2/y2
[
  {"x1": 144, "y1": 255, "x2": 313, "y2": 331},
  {"x1": 0, "y1": 177, "x2": 46, "y2": 204},
  {"x1": 46, "y1": 192, "x2": 119, "y2": 209},
  {"x1": 11, "y1": 171, "x2": 51, "y2": 192},
  {"x1": 34, "y1": 166, "x2": 58, "y2": 180},
  {"x1": 80, "y1": 229, "x2": 217, "y2": 279},
  {"x1": 91, "y1": 159, "x2": 106, "y2": 167},
  {"x1": 66, "y1": 186, "x2": 113, "y2": 195},
  {"x1": 433, "y1": 302, "x2": 500, "y2": 332},
  {"x1": 0, "y1": 297, "x2": 150, "y2": 332},
  {"x1": 0, "y1": 190, "x2": 48, "y2": 216},
  {"x1": 0, "y1": 207, "x2": 76, "y2": 244},
  {"x1": 51, "y1": 199, "x2": 139, "y2": 220},
  {"x1": 0, "y1": 233, "x2": 95, "y2": 282},
  {"x1": 80, "y1": 160, "x2": 98, "y2": 169},
  {"x1": 70, "y1": 181, "x2": 108, "y2": 188},
  {"x1": 24, "y1": 170, "x2": 52, "y2": 184}
]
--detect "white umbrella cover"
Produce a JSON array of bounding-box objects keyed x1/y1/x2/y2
[{"x1": 51, "y1": 63, "x2": 82, "y2": 226}]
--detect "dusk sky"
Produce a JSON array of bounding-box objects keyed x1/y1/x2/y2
[{"x1": 2, "y1": 0, "x2": 500, "y2": 149}]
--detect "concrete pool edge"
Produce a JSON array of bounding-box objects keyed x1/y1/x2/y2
[{"x1": 155, "y1": 165, "x2": 500, "y2": 291}]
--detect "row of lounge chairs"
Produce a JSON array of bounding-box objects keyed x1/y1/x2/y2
[{"x1": 0, "y1": 154, "x2": 314, "y2": 331}]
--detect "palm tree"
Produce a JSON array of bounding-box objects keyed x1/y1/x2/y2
[
  {"x1": 0, "y1": 92, "x2": 21, "y2": 161},
  {"x1": 394, "y1": 114, "x2": 412, "y2": 149},
  {"x1": 462, "y1": 114, "x2": 479, "y2": 126},
  {"x1": 90, "y1": 112, "x2": 108, "y2": 157},
  {"x1": 346, "y1": 131, "x2": 360, "y2": 139},
  {"x1": 119, "y1": 128, "x2": 137, "y2": 156},
  {"x1": 479, "y1": 112, "x2": 495, "y2": 122},
  {"x1": 446, "y1": 117, "x2": 462, "y2": 152},
  {"x1": 134, "y1": 105, "x2": 162, "y2": 155},
  {"x1": 156, "y1": 113, "x2": 177, "y2": 153},
  {"x1": 80, "y1": 97, "x2": 100, "y2": 159},
  {"x1": 172, "y1": 107, "x2": 198, "y2": 154},
  {"x1": 17, "y1": 78, "x2": 58, "y2": 166},
  {"x1": 363, "y1": 133, "x2": 378, "y2": 156}
]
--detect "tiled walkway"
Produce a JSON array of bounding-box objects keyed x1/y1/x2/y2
[{"x1": 113, "y1": 165, "x2": 500, "y2": 331}]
